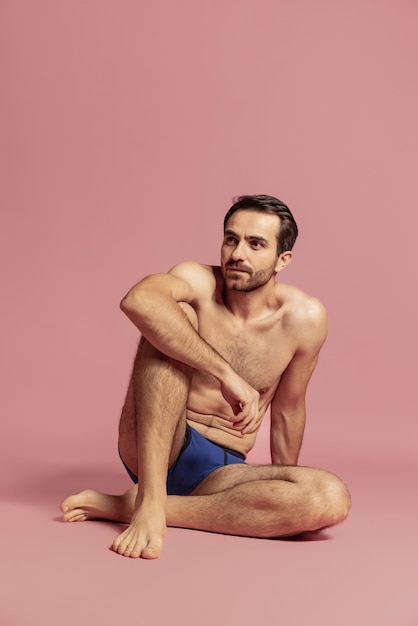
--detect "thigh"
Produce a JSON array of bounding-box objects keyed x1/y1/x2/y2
[
  {"x1": 190, "y1": 463, "x2": 310, "y2": 496},
  {"x1": 118, "y1": 335, "x2": 191, "y2": 472}
]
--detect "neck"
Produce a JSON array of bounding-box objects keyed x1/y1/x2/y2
[{"x1": 223, "y1": 277, "x2": 277, "y2": 320}]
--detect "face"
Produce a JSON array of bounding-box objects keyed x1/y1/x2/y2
[{"x1": 221, "y1": 210, "x2": 287, "y2": 292}]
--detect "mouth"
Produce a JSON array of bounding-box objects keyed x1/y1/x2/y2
[{"x1": 226, "y1": 266, "x2": 249, "y2": 274}]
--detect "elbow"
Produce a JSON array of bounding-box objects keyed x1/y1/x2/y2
[
  {"x1": 120, "y1": 293, "x2": 132, "y2": 314},
  {"x1": 120, "y1": 286, "x2": 143, "y2": 315}
]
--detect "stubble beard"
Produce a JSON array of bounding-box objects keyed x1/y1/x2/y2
[{"x1": 223, "y1": 261, "x2": 277, "y2": 293}]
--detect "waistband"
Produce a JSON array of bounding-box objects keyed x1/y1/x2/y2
[{"x1": 186, "y1": 424, "x2": 245, "y2": 460}]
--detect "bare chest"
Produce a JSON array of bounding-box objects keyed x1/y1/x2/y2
[{"x1": 197, "y1": 306, "x2": 294, "y2": 392}]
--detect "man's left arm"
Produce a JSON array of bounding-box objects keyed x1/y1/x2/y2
[{"x1": 270, "y1": 299, "x2": 328, "y2": 465}]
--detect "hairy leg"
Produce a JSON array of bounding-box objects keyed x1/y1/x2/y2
[
  {"x1": 110, "y1": 304, "x2": 199, "y2": 558},
  {"x1": 170, "y1": 464, "x2": 351, "y2": 536},
  {"x1": 62, "y1": 464, "x2": 351, "y2": 547},
  {"x1": 115, "y1": 334, "x2": 194, "y2": 558}
]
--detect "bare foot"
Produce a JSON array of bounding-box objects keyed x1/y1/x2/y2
[
  {"x1": 61, "y1": 488, "x2": 135, "y2": 523},
  {"x1": 112, "y1": 501, "x2": 166, "y2": 559}
]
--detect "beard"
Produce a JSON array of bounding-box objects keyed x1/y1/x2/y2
[{"x1": 223, "y1": 260, "x2": 277, "y2": 292}]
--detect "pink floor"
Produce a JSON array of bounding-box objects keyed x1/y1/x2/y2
[{"x1": 2, "y1": 430, "x2": 417, "y2": 626}]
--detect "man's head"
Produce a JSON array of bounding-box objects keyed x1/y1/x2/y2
[
  {"x1": 221, "y1": 195, "x2": 297, "y2": 293},
  {"x1": 223, "y1": 194, "x2": 298, "y2": 256}
]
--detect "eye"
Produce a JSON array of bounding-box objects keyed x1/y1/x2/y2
[
  {"x1": 225, "y1": 236, "x2": 237, "y2": 245},
  {"x1": 250, "y1": 240, "x2": 263, "y2": 249}
]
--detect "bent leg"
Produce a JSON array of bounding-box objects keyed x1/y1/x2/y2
[
  {"x1": 63, "y1": 305, "x2": 198, "y2": 559},
  {"x1": 62, "y1": 464, "x2": 350, "y2": 543},
  {"x1": 167, "y1": 464, "x2": 351, "y2": 537},
  {"x1": 115, "y1": 341, "x2": 193, "y2": 558},
  {"x1": 114, "y1": 304, "x2": 198, "y2": 558}
]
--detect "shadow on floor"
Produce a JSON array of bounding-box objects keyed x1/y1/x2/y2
[{"x1": 1, "y1": 462, "x2": 129, "y2": 511}]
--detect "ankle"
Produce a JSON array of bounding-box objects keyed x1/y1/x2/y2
[{"x1": 136, "y1": 489, "x2": 167, "y2": 508}]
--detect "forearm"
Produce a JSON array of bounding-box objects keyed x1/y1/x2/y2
[
  {"x1": 121, "y1": 276, "x2": 260, "y2": 431},
  {"x1": 270, "y1": 409, "x2": 306, "y2": 465},
  {"x1": 121, "y1": 287, "x2": 231, "y2": 381}
]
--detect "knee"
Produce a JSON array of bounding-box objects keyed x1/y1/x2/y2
[{"x1": 314, "y1": 471, "x2": 351, "y2": 528}]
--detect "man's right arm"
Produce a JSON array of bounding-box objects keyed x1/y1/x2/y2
[
  {"x1": 120, "y1": 262, "x2": 226, "y2": 377},
  {"x1": 120, "y1": 262, "x2": 259, "y2": 424}
]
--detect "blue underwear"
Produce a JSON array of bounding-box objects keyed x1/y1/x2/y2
[{"x1": 119, "y1": 424, "x2": 246, "y2": 496}]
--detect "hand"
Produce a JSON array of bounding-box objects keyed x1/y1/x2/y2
[{"x1": 220, "y1": 371, "x2": 260, "y2": 434}]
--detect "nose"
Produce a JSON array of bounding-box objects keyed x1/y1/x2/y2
[{"x1": 231, "y1": 241, "x2": 247, "y2": 261}]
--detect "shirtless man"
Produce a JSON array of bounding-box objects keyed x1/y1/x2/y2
[{"x1": 61, "y1": 194, "x2": 351, "y2": 559}]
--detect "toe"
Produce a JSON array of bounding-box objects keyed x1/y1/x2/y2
[
  {"x1": 115, "y1": 542, "x2": 127, "y2": 555},
  {"x1": 130, "y1": 549, "x2": 141, "y2": 559},
  {"x1": 121, "y1": 542, "x2": 134, "y2": 557},
  {"x1": 112, "y1": 528, "x2": 126, "y2": 550},
  {"x1": 129, "y1": 539, "x2": 145, "y2": 559},
  {"x1": 114, "y1": 536, "x2": 131, "y2": 556},
  {"x1": 141, "y1": 539, "x2": 162, "y2": 559},
  {"x1": 69, "y1": 512, "x2": 87, "y2": 522},
  {"x1": 61, "y1": 496, "x2": 74, "y2": 513},
  {"x1": 61, "y1": 494, "x2": 83, "y2": 516},
  {"x1": 63, "y1": 508, "x2": 83, "y2": 522}
]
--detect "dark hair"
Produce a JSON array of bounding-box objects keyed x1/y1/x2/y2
[{"x1": 223, "y1": 194, "x2": 298, "y2": 255}]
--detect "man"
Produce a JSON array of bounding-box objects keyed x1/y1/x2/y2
[{"x1": 61, "y1": 194, "x2": 351, "y2": 559}]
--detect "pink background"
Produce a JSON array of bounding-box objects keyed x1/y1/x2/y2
[{"x1": 1, "y1": 1, "x2": 417, "y2": 625}]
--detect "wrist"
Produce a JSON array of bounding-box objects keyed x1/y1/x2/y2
[{"x1": 211, "y1": 358, "x2": 235, "y2": 382}]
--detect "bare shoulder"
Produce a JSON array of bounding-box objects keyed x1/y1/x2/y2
[
  {"x1": 276, "y1": 283, "x2": 328, "y2": 353},
  {"x1": 168, "y1": 261, "x2": 217, "y2": 301}
]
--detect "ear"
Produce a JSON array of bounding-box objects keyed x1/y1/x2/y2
[{"x1": 274, "y1": 251, "x2": 292, "y2": 273}]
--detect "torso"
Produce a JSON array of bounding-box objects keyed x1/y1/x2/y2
[{"x1": 186, "y1": 266, "x2": 298, "y2": 456}]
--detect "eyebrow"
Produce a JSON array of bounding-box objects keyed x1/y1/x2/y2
[{"x1": 225, "y1": 229, "x2": 269, "y2": 244}]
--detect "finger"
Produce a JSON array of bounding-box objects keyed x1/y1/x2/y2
[
  {"x1": 241, "y1": 410, "x2": 261, "y2": 432},
  {"x1": 241, "y1": 420, "x2": 260, "y2": 435},
  {"x1": 234, "y1": 417, "x2": 257, "y2": 432},
  {"x1": 231, "y1": 410, "x2": 249, "y2": 424},
  {"x1": 232, "y1": 402, "x2": 244, "y2": 416}
]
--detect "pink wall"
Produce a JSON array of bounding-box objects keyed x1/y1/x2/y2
[{"x1": 1, "y1": 0, "x2": 417, "y2": 473}]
